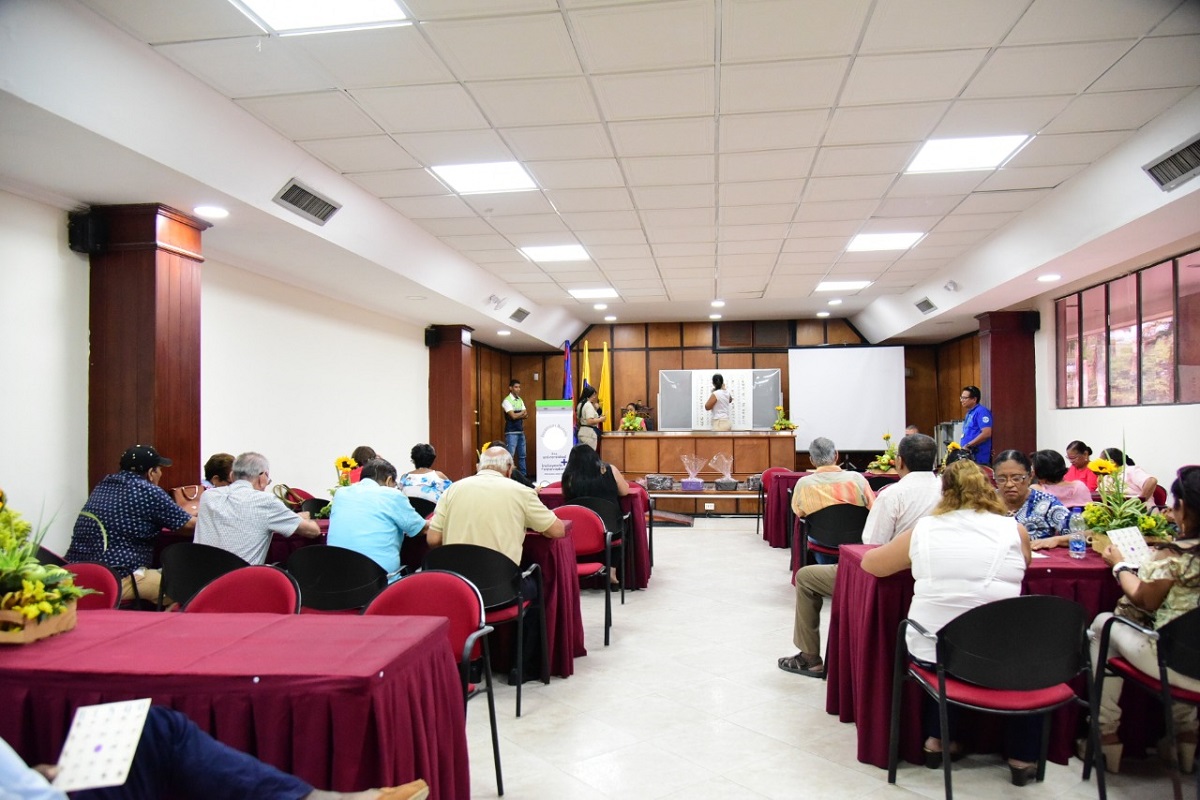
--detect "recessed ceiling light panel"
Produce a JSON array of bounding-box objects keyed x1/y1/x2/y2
[
  {"x1": 431, "y1": 161, "x2": 536, "y2": 194},
  {"x1": 907, "y1": 135, "x2": 1029, "y2": 173},
  {"x1": 568, "y1": 287, "x2": 619, "y2": 300},
  {"x1": 847, "y1": 232, "x2": 923, "y2": 252},
  {"x1": 816, "y1": 311, "x2": 831, "y2": 318},
  {"x1": 711, "y1": 299, "x2": 725, "y2": 308},
  {"x1": 709, "y1": 313, "x2": 722, "y2": 320},
  {"x1": 1037, "y1": 274, "x2": 1062, "y2": 282},
  {"x1": 593, "y1": 303, "x2": 608, "y2": 310},
  {"x1": 604, "y1": 315, "x2": 617, "y2": 322},
  {"x1": 231, "y1": 0, "x2": 408, "y2": 34},
  {"x1": 816, "y1": 280, "x2": 872, "y2": 292},
  {"x1": 497, "y1": 330, "x2": 511, "y2": 336},
  {"x1": 827, "y1": 299, "x2": 843, "y2": 306},
  {"x1": 522, "y1": 245, "x2": 590, "y2": 263},
  {"x1": 193, "y1": 205, "x2": 228, "y2": 220}
]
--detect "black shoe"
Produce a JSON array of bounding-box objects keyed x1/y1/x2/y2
[
  {"x1": 923, "y1": 745, "x2": 965, "y2": 769},
  {"x1": 1009, "y1": 764, "x2": 1037, "y2": 786}
]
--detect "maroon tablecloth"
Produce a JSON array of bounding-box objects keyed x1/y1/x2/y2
[
  {"x1": 763, "y1": 472, "x2": 803, "y2": 548},
  {"x1": 538, "y1": 485, "x2": 652, "y2": 589},
  {"x1": 0, "y1": 611, "x2": 469, "y2": 799},
  {"x1": 826, "y1": 545, "x2": 1125, "y2": 769},
  {"x1": 156, "y1": 527, "x2": 325, "y2": 567}
]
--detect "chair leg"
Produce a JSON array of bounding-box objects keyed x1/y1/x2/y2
[
  {"x1": 513, "y1": 611, "x2": 524, "y2": 718},
  {"x1": 1036, "y1": 712, "x2": 1051, "y2": 782},
  {"x1": 482, "y1": 639, "x2": 503, "y2": 796},
  {"x1": 619, "y1": 537, "x2": 627, "y2": 605},
  {"x1": 887, "y1": 668, "x2": 905, "y2": 784},
  {"x1": 940, "y1": 698, "x2": 954, "y2": 800},
  {"x1": 1161, "y1": 684, "x2": 1186, "y2": 800}
]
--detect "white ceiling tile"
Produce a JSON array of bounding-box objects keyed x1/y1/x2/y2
[
  {"x1": 1090, "y1": 36, "x2": 1200, "y2": 92},
  {"x1": 394, "y1": 130, "x2": 514, "y2": 165},
  {"x1": 385, "y1": 195, "x2": 475, "y2": 218},
  {"x1": 236, "y1": 92, "x2": 380, "y2": 139},
  {"x1": 442, "y1": 233, "x2": 515, "y2": 251},
  {"x1": 609, "y1": 118, "x2": 715, "y2": 157},
  {"x1": 466, "y1": 248, "x2": 532, "y2": 263},
  {"x1": 823, "y1": 103, "x2": 947, "y2": 146},
  {"x1": 1006, "y1": 0, "x2": 1179, "y2": 45},
  {"x1": 794, "y1": 199, "x2": 877, "y2": 222},
  {"x1": 933, "y1": 96, "x2": 1071, "y2": 137},
  {"x1": 570, "y1": 0, "x2": 714, "y2": 73},
  {"x1": 917, "y1": 230, "x2": 991, "y2": 248},
  {"x1": 593, "y1": 68, "x2": 715, "y2": 121},
  {"x1": 526, "y1": 159, "x2": 625, "y2": 189},
  {"x1": 1041, "y1": 88, "x2": 1192, "y2": 133},
  {"x1": 468, "y1": 78, "x2": 600, "y2": 127},
  {"x1": 502, "y1": 124, "x2": 614, "y2": 161},
  {"x1": 718, "y1": 204, "x2": 796, "y2": 225},
  {"x1": 590, "y1": 248, "x2": 653, "y2": 261},
  {"x1": 84, "y1": 0, "x2": 261, "y2": 42},
  {"x1": 874, "y1": 195, "x2": 964, "y2": 217},
  {"x1": 421, "y1": 15, "x2": 581, "y2": 81},
  {"x1": 559, "y1": 210, "x2": 642, "y2": 230},
  {"x1": 842, "y1": 50, "x2": 989, "y2": 105},
  {"x1": 954, "y1": 189, "x2": 1051, "y2": 214},
  {"x1": 933, "y1": 212, "x2": 1017, "y2": 232},
  {"x1": 1153, "y1": 1, "x2": 1200, "y2": 35},
  {"x1": 645, "y1": 226, "x2": 716, "y2": 243},
  {"x1": 463, "y1": 191, "x2": 556, "y2": 216},
  {"x1": 887, "y1": 172, "x2": 987, "y2": 197},
  {"x1": 351, "y1": 84, "x2": 489, "y2": 133},
  {"x1": 404, "y1": 1, "x2": 558, "y2": 19},
  {"x1": 788, "y1": 220, "x2": 862, "y2": 238},
  {"x1": 300, "y1": 136, "x2": 421, "y2": 173},
  {"x1": 415, "y1": 217, "x2": 502, "y2": 237},
  {"x1": 641, "y1": 207, "x2": 717, "y2": 227},
  {"x1": 623, "y1": 155, "x2": 716, "y2": 186},
  {"x1": 964, "y1": 41, "x2": 1135, "y2": 98},
  {"x1": 292, "y1": 26, "x2": 454, "y2": 87},
  {"x1": 347, "y1": 168, "x2": 448, "y2": 197},
  {"x1": 860, "y1": 216, "x2": 940, "y2": 233},
  {"x1": 653, "y1": 242, "x2": 716, "y2": 257},
  {"x1": 811, "y1": 144, "x2": 918, "y2": 177},
  {"x1": 719, "y1": 59, "x2": 850, "y2": 113},
  {"x1": 719, "y1": 253, "x2": 776, "y2": 269},
  {"x1": 889, "y1": 257, "x2": 949, "y2": 271},
  {"x1": 861, "y1": 0, "x2": 1026, "y2": 52},
  {"x1": 630, "y1": 184, "x2": 715, "y2": 209},
  {"x1": 658, "y1": 257, "x2": 715, "y2": 271},
  {"x1": 782, "y1": 237, "x2": 849, "y2": 253},
  {"x1": 778, "y1": 248, "x2": 840, "y2": 263},
  {"x1": 906, "y1": 244, "x2": 968, "y2": 259},
  {"x1": 1004, "y1": 131, "x2": 1131, "y2": 168},
  {"x1": 803, "y1": 174, "x2": 896, "y2": 202},
  {"x1": 547, "y1": 268, "x2": 605, "y2": 282},
  {"x1": 976, "y1": 164, "x2": 1085, "y2": 191},
  {"x1": 720, "y1": 149, "x2": 816, "y2": 182},
  {"x1": 718, "y1": 240, "x2": 783, "y2": 255},
  {"x1": 488, "y1": 214, "x2": 570, "y2": 234},
  {"x1": 719, "y1": 224, "x2": 790, "y2": 241},
  {"x1": 575, "y1": 229, "x2": 647, "y2": 245},
  {"x1": 156, "y1": 37, "x2": 333, "y2": 97},
  {"x1": 721, "y1": 0, "x2": 870, "y2": 62},
  {"x1": 507, "y1": 231, "x2": 583, "y2": 247},
  {"x1": 719, "y1": 180, "x2": 805, "y2": 206},
  {"x1": 719, "y1": 110, "x2": 829, "y2": 152},
  {"x1": 545, "y1": 188, "x2": 634, "y2": 212}
]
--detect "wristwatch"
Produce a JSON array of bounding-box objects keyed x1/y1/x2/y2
[{"x1": 1112, "y1": 562, "x2": 1139, "y2": 579}]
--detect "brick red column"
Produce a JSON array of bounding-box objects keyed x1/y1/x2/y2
[
  {"x1": 427, "y1": 325, "x2": 476, "y2": 479},
  {"x1": 976, "y1": 311, "x2": 1039, "y2": 458}
]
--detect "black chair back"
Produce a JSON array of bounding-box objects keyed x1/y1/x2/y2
[
  {"x1": 422, "y1": 544, "x2": 520, "y2": 610},
  {"x1": 159, "y1": 542, "x2": 249, "y2": 609},
  {"x1": 1159, "y1": 606, "x2": 1200, "y2": 682},
  {"x1": 938, "y1": 595, "x2": 1088, "y2": 690},
  {"x1": 804, "y1": 504, "x2": 870, "y2": 548},
  {"x1": 866, "y1": 475, "x2": 896, "y2": 493},
  {"x1": 299, "y1": 498, "x2": 329, "y2": 517},
  {"x1": 285, "y1": 545, "x2": 387, "y2": 611},
  {"x1": 36, "y1": 546, "x2": 68, "y2": 566},
  {"x1": 407, "y1": 496, "x2": 437, "y2": 518},
  {"x1": 568, "y1": 496, "x2": 625, "y2": 539}
]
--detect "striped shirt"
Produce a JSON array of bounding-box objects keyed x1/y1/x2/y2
[{"x1": 791, "y1": 466, "x2": 874, "y2": 518}]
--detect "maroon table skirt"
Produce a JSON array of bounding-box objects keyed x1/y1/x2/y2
[
  {"x1": 826, "y1": 545, "x2": 1127, "y2": 769},
  {"x1": 0, "y1": 611, "x2": 469, "y2": 799},
  {"x1": 538, "y1": 484, "x2": 652, "y2": 589},
  {"x1": 763, "y1": 472, "x2": 803, "y2": 548}
]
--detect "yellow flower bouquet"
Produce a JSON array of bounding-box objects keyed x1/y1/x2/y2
[
  {"x1": 867, "y1": 433, "x2": 897, "y2": 472},
  {"x1": 772, "y1": 406, "x2": 797, "y2": 431},
  {"x1": 1080, "y1": 457, "x2": 1173, "y2": 541},
  {"x1": 619, "y1": 410, "x2": 643, "y2": 431}
]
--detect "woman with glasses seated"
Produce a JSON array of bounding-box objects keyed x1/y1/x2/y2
[{"x1": 992, "y1": 450, "x2": 1075, "y2": 550}]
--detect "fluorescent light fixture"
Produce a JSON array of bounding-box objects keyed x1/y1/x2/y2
[
  {"x1": 1038, "y1": 273, "x2": 1062, "y2": 283},
  {"x1": 604, "y1": 315, "x2": 617, "y2": 322},
  {"x1": 431, "y1": 162, "x2": 536, "y2": 194},
  {"x1": 847, "y1": 232, "x2": 923, "y2": 252},
  {"x1": 816, "y1": 311, "x2": 831, "y2": 318},
  {"x1": 593, "y1": 303, "x2": 608, "y2": 310},
  {"x1": 827, "y1": 299, "x2": 843, "y2": 306},
  {"x1": 523, "y1": 245, "x2": 590, "y2": 263},
  {"x1": 816, "y1": 280, "x2": 872, "y2": 292},
  {"x1": 711, "y1": 299, "x2": 726, "y2": 308},
  {"x1": 907, "y1": 135, "x2": 1029, "y2": 173},
  {"x1": 230, "y1": 0, "x2": 408, "y2": 35},
  {"x1": 709, "y1": 313, "x2": 722, "y2": 320},
  {"x1": 193, "y1": 205, "x2": 228, "y2": 219},
  {"x1": 568, "y1": 287, "x2": 618, "y2": 300}
]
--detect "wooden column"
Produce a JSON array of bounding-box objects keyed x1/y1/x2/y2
[
  {"x1": 976, "y1": 311, "x2": 1039, "y2": 458},
  {"x1": 428, "y1": 325, "x2": 476, "y2": 480},
  {"x1": 87, "y1": 204, "x2": 209, "y2": 489}
]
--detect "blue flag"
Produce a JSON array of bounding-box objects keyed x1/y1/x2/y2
[{"x1": 562, "y1": 340, "x2": 573, "y2": 402}]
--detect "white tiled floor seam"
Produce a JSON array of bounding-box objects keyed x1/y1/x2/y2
[{"x1": 462, "y1": 517, "x2": 1174, "y2": 799}]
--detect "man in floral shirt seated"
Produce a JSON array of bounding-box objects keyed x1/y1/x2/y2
[{"x1": 66, "y1": 445, "x2": 195, "y2": 604}]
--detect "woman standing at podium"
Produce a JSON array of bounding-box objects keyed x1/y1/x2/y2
[{"x1": 705, "y1": 373, "x2": 732, "y2": 431}]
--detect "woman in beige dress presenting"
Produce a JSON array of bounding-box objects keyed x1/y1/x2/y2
[
  {"x1": 577, "y1": 385, "x2": 604, "y2": 450},
  {"x1": 705, "y1": 373, "x2": 732, "y2": 431}
]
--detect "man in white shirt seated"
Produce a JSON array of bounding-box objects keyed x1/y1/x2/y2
[
  {"x1": 194, "y1": 452, "x2": 321, "y2": 564},
  {"x1": 328, "y1": 458, "x2": 428, "y2": 582},
  {"x1": 778, "y1": 434, "x2": 942, "y2": 678}
]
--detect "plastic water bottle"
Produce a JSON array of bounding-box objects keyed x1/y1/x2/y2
[{"x1": 1068, "y1": 514, "x2": 1088, "y2": 559}]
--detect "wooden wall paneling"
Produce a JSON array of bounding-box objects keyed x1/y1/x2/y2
[
  {"x1": 647, "y1": 349, "x2": 683, "y2": 382},
  {"x1": 733, "y1": 438, "x2": 769, "y2": 476},
  {"x1": 770, "y1": 435, "x2": 799, "y2": 471},
  {"x1": 624, "y1": 437, "x2": 660, "y2": 475},
  {"x1": 612, "y1": 323, "x2": 646, "y2": 349},
  {"x1": 754, "y1": 320, "x2": 791, "y2": 348},
  {"x1": 978, "y1": 312, "x2": 1037, "y2": 456},
  {"x1": 603, "y1": 436, "x2": 626, "y2": 472},
  {"x1": 717, "y1": 352, "x2": 752, "y2": 370},
  {"x1": 613, "y1": 350, "x2": 648, "y2": 414},
  {"x1": 647, "y1": 322, "x2": 682, "y2": 348},
  {"x1": 543, "y1": 351, "x2": 565, "y2": 404},
  {"x1": 826, "y1": 319, "x2": 863, "y2": 344},
  {"x1": 903, "y1": 346, "x2": 938, "y2": 435},
  {"x1": 693, "y1": 437, "x2": 726, "y2": 478},
  {"x1": 682, "y1": 349, "x2": 716, "y2": 371},
  {"x1": 795, "y1": 320, "x2": 825, "y2": 345},
  {"x1": 658, "y1": 437, "x2": 697, "y2": 475},
  {"x1": 510, "y1": 353, "x2": 545, "y2": 474},
  {"x1": 682, "y1": 322, "x2": 712, "y2": 348},
  {"x1": 578, "y1": 325, "x2": 612, "y2": 353},
  {"x1": 716, "y1": 320, "x2": 753, "y2": 348}
]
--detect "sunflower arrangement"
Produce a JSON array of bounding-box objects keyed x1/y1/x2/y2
[
  {"x1": 772, "y1": 406, "x2": 797, "y2": 431},
  {"x1": 620, "y1": 410, "x2": 643, "y2": 431},
  {"x1": 333, "y1": 455, "x2": 358, "y2": 487},
  {"x1": 0, "y1": 489, "x2": 90, "y2": 632},
  {"x1": 867, "y1": 433, "x2": 898, "y2": 472},
  {"x1": 1081, "y1": 457, "x2": 1173, "y2": 540}
]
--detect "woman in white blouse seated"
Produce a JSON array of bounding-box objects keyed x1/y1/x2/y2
[
  {"x1": 1099, "y1": 447, "x2": 1159, "y2": 503},
  {"x1": 398, "y1": 443, "x2": 452, "y2": 504},
  {"x1": 863, "y1": 460, "x2": 1036, "y2": 786}
]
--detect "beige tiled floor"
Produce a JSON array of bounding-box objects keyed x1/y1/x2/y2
[{"x1": 464, "y1": 517, "x2": 1177, "y2": 799}]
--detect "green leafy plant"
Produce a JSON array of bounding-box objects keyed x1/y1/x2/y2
[{"x1": 0, "y1": 489, "x2": 91, "y2": 628}]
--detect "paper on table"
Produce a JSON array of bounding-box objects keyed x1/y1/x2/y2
[
  {"x1": 52, "y1": 698, "x2": 151, "y2": 791},
  {"x1": 1031, "y1": 551, "x2": 1050, "y2": 559},
  {"x1": 1106, "y1": 526, "x2": 1154, "y2": 566}
]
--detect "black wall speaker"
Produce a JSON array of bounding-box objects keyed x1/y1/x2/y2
[
  {"x1": 67, "y1": 211, "x2": 103, "y2": 254},
  {"x1": 423, "y1": 327, "x2": 439, "y2": 348},
  {"x1": 1021, "y1": 311, "x2": 1041, "y2": 334}
]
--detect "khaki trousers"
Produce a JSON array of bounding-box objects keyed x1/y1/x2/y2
[{"x1": 793, "y1": 564, "x2": 837, "y2": 656}]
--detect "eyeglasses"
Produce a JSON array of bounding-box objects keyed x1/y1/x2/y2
[
  {"x1": 995, "y1": 474, "x2": 1029, "y2": 485},
  {"x1": 959, "y1": 395, "x2": 972, "y2": 400}
]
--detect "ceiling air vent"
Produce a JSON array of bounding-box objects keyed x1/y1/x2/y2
[
  {"x1": 273, "y1": 179, "x2": 341, "y2": 225},
  {"x1": 508, "y1": 307, "x2": 530, "y2": 323},
  {"x1": 1143, "y1": 132, "x2": 1200, "y2": 192},
  {"x1": 915, "y1": 297, "x2": 937, "y2": 314}
]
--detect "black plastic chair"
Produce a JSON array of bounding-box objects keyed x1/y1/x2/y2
[
  {"x1": 36, "y1": 546, "x2": 68, "y2": 566},
  {"x1": 792, "y1": 503, "x2": 870, "y2": 570},
  {"x1": 422, "y1": 544, "x2": 549, "y2": 717},
  {"x1": 285, "y1": 545, "x2": 387, "y2": 612},
  {"x1": 407, "y1": 496, "x2": 437, "y2": 518},
  {"x1": 867, "y1": 475, "x2": 897, "y2": 493},
  {"x1": 1086, "y1": 607, "x2": 1200, "y2": 800},
  {"x1": 566, "y1": 495, "x2": 628, "y2": 605},
  {"x1": 158, "y1": 542, "x2": 249, "y2": 610},
  {"x1": 299, "y1": 498, "x2": 329, "y2": 517},
  {"x1": 887, "y1": 595, "x2": 1095, "y2": 800}
]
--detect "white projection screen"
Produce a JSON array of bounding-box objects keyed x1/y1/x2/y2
[{"x1": 787, "y1": 347, "x2": 907, "y2": 452}]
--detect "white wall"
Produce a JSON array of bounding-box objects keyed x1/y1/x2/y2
[
  {"x1": 201, "y1": 260, "x2": 431, "y2": 501},
  {"x1": 1034, "y1": 293, "x2": 1199, "y2": 494},
  {"x1": 0, "y1": 190, "x2": 90, "y2": 553}
]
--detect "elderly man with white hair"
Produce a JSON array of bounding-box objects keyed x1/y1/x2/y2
[
  {"x1": 428, "y1": 446, "x2": 564, "y2": 565},
  {"x1": 195, "y1": 451, "x2": 321, "y2": 564},
  {"x1": 790, "y1": 437, "x2": 875, "y2": 522}
]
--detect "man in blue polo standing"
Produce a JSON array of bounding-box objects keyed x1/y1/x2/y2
[
  {"x1": 501, "y1": 378, "x2": 528, "y2": 475},
  {"x1": 959, "y1": 385, "x2": 994, "y2": 465}
]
